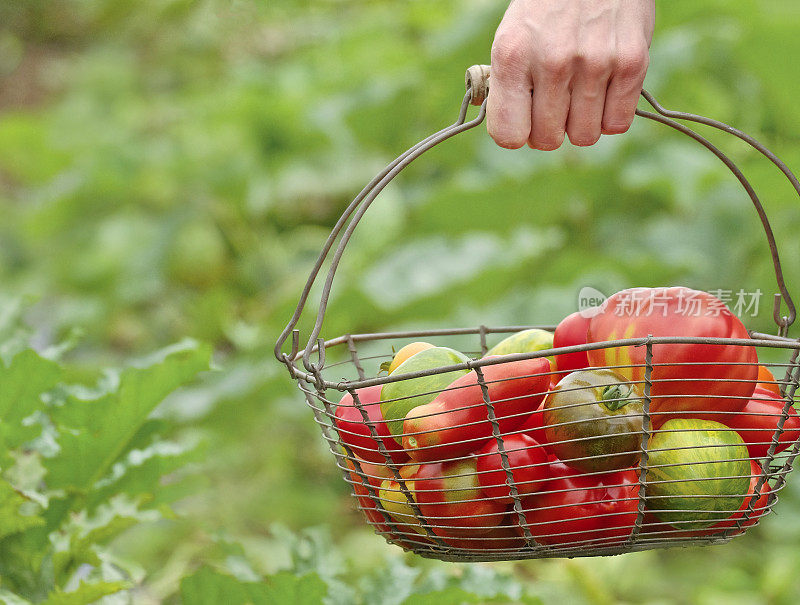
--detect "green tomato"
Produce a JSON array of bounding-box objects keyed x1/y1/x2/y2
[
  {"x1": 379, "y1": 346, "x2": 469, "y2": 443},
  {"x1": 485, "y1": 328, "x2": 554, "y2": 361},
  {"x1": 543, "y1": 368, "x2": 644, "y2": 472},
  {"x1": 645, "y1": 419, "x2": 750, "y2": 530}
]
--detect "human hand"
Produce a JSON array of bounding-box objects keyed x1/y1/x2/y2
[{"x1": 487, "y1": 0, "x2": 655, "y2": 150}]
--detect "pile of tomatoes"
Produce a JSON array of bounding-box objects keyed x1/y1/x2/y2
[{"x1": 333, "y1": 287, "x2": 799, "y2": 552}]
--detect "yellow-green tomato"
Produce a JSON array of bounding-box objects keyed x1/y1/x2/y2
[
  {"x1": 543, "y1": 369, "x2": 644, "y2": 472},
  {"x1": 485, "y1": 328, "x2": 554, "y2": 360}
]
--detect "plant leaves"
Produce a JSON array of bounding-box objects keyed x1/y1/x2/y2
[
  {"x1": 0, "y1": 349, "x2": 62, "y2": 462},
  {"x1": 0, "y1": 478, "x2": 44, "y2": 541},
  {"x1": 179, "y1": 567, "x2": 327, "y2": 605},
  {"x1": 40, "y1": 581, "x2": 130, "y2": 605},
  {"x1": 402, "y1": 587, "x2": 543, "y2": 605},
  {"x1": 45, "y1": 340, "x2": 212, "y2": 493}
]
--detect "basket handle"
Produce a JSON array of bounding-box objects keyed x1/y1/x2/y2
[
  {"x1": 275, "y1": 64, "x2": 800, "y2": 373},
  {"x1": 273, "y1": 89, "x2": 487, "y2": 372}
]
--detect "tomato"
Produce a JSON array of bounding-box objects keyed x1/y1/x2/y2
[
  {"x1": 756, "y1": 365, "x2": 782, "y2": 397},
  {"x1": 485, "y1": 328, "x2": 554, "y2": 360},
  {"x1": 543, "y1": 369, "x2": 644, "y2": 472},
  {"x1": 645, "y1": 419, "x2": 750, "y2": 530},
  {"x1": 380, "y1": 347, "x2": 469, "y2": 442},
  {"x1": 348, "y1": 457, "x2": 431, "y2": 548},
  {"x1": 476, "y1": 434, "x2": 549, "y2": 502},
  {"x1": 519, "y1": 459, "x2": 639, "y2": 546},
  {"x1": 402, "y1": 357, "x2": 551, "y2": 462},
  {"x1": 442, "y1": 516, "x2": 526, "y2": 550},
  {"x1": 586, "y1": 286, "x2": 758, "y2": 426},
  {"x1": 414, "y1": 458, "x2": 507, "y2": 540},
  {"x1": 724, "y1": 386, "x2": 800, "y2": 460},
  {"x1": 697, "y1": 460, "x2": 773, "y2": 536},
  {"x1": 334, "y1": 385, "x2": 410, "y2": 464},
  {"x1": 345, "y1": 456, "x2": 395, "y2": 535},
  {"x1": 380, "y1": 341, "x2": 435, "y2": 374},
  {"x1": 519, "y1": 403, "x2": 548, "y2": 448},
  {"x1": 552, "y1": 311, "x2": 593, "y2": 377},
  {"x1": 378, "y1": 464, "x2": 426, "y2": 537}
]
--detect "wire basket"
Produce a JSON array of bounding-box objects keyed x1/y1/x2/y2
[{"x1": 275, "y1": 65, "x2": 800, "y2": 561}]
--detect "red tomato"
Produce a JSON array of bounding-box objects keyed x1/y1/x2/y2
[
  {"x1": 519, "y1": 403, "x2": 548, "y2": 450},
  {"x1": 519, "y1": 458, "x2": 639, "y2": 546},
  {"x1": 476, "y1": 434, "x2": 549, "y2": 502},
  {"x1": 344, "y1": 457, "x2": 394, "y2": 533},
  {"x1": 402, "y1": 357, "x2": 550, "y2": 462},
  {"x1": 724, "y1": 386, "x2": 800, "y2": 460},
  {"x1": 553, "y1": 310, "x2": 593, "y2": 377},
  {"x1": 414, "y1": 458, "x2": 507, "y2": 539},
  {"x1": 334, "y1": 385, "x2": 409, "y2": 464},
  {"x1": 586, "y1": 287, "x2": 758, "y2": 427},
  {"x1": 442, "y1": 516, "x2": 526, "y2": 550}
]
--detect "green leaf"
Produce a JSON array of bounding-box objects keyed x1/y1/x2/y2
[
  {"x1": 402, "y1": 587, "x2": 543, "y2": 605},
  {"x1": 86, "y1": 437, "x2": 202, "y2": 511},
  {"x1": 0, "y1": 589, "x2": 34, "y2": 604},
  {"x1": 45, "y1": 340, "x2": 212, "y2": 493},
  {"x1": 0, "y1": 349, "x2": 62, "y2": 461},
  {"x1": 179, "y1": 567, "x2": 327, "y2": 605},
  {"x1": 51, "y1": 499, "x2": 152, "y2": 586},
  {"x1": 0, "y1": 478, "x2": 44, "y2": 542},
  {"x1": 41, "y1": 580, "x2": 130, "y2": 605}
]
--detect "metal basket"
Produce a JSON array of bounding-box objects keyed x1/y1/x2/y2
[{"x1": 274, "y1": 65, "x2": 800, "y2": 561}]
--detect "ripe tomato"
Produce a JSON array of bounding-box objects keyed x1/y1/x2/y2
[
  {"x1": 334, "y1": 385, "x2": 409, "y2": 464},
  {"x1": 586, "y1": 287, "x2": 758, "y2": 427},
  {"x1": 381, "y1": 341, "x2": 435, "y2": 374},
  {"x1": 476, "y1": 434, "x2": 549, "y2": 502},
  {"x1": 553, "y1": 310, "x2": 592, "y2": 377},
  {"x1": 519, "y1": 458, "x2": 639, "y2": 546},
  {"x1": 402, "y1": 357, "x2": 550, "y2": 462},
  {"x1": 345, "y1": 456, "x2": 394, "y2": 533},
  {"x1": 442, "y1": 516, "x2": 526, "y2": 550},
  {"x1": 519, "y1": 403, "x2": 548, "y2": 450},
  {"x1": 756, "y1": 365, "x2": 782, "y2": 397},
  {"x1": 414, "y1": 458, "x2": 507, "y2": 540},
  {"x1": 724, "y1": 386, "x2": 800, "y2": 460}
]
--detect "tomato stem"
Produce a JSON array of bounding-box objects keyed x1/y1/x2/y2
[{"x1": 601, "y1": 384, "x2": 633, "y2": 411}]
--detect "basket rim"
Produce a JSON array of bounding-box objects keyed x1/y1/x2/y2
[{"x1": 284, "y1": 325, "x2": 800, "y2": 392}]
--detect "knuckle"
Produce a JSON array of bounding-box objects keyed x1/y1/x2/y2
[
  {"x1": 576, "y1": 52, "x2": 612, "y2": 79},
  {"x1": 615, "y1": 46, "x2": 650, "y2": 80},
  {"x1": 491, "y1": 36, "x2": 528, "y2": 79},
  {"x1": 540, "y1": 52, "x2": 572, "y2": 80}
]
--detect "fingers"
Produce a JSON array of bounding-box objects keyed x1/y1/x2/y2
[
  {"x1": 486, "y1": 0, "x2": 655, "y2": 151},
  {"x1": 528, "y1": 63, "x2": 571, "y2": 150},
  {"x1": 487, "y1": 38, "x2": 533, "y2": 149},
  {"x1": 601, "y1": 44, "x2": 650, "y2": 135},
  {"x1": 565, "y1": 55, "x2": 612, "y2": 147}
]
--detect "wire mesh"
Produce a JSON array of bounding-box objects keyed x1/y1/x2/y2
[{"x1": 291, "y1": 328, "x2": 800, "y2": 561}]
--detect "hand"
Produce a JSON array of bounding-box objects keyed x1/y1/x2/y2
[{"x1": 487, "y1": 0, "x2": 655, "y2": 150}]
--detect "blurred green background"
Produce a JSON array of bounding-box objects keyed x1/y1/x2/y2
[{"x1": 2, "y1": 0, "x2": 800, "y2": 602}]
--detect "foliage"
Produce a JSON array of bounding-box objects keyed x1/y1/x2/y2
[
  {"x1": 1, "y1": 0, "x2": 800, "y2": 602},
  {"x1": 0, "y1": 304, "x2": 211, "y2": 602}
]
